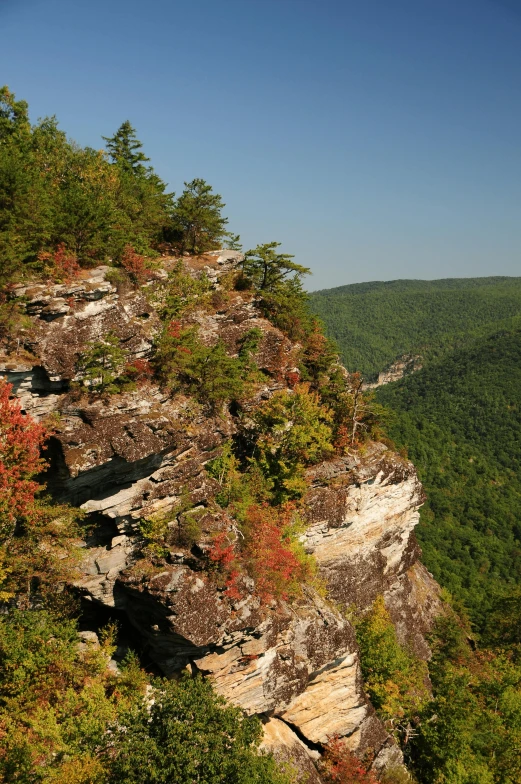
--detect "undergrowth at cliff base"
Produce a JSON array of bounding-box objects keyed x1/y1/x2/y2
[
  {"x1": 0, "y1": 610, "x2": 291, "y2": 784},
  {"x1": 319, "y1": 739, "x2": 379, "y2": 784},
  {"x1": 354, "y1": 597, "x2": 521, "y2": 784},
  {"x1": 353, "y1": 597, "x2": 429, "y2": 736}
]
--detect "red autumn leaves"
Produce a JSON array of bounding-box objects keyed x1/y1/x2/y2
[
  {"x1": 208, "y1": 503, "x2": 311, "y2": 604},
  {"x1": 0, "y1": 380, "x2": 48, "y2": 535}
]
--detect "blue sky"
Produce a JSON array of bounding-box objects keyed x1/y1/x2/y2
[{"x1": 1, "y1": 0, "x2": 520, "y2": 289}]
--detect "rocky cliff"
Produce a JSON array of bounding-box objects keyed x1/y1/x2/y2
[
  {"x1": 1, "y1": 252, "x2": 442, "y2": 780},
  {"x1": 364, "y1": 355, "x2": 422, "y2": 390}
]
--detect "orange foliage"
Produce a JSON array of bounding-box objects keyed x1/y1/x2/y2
[
  {"x1": 124, "y1": 358, "x2": 154, "y2": 385},
  {"x1": 208, "y1": 531, "x2": 242, "y2": 600},
  {"x1": 286, "y1": 370, "x2": 300, "y2": 388},
  {"x1": 242, "y1": 503, "x2": 310, "y2": 603},
  {"x1": 0, "y1": 379, "x2": 48, "y2": 534},
  {"x1": 120, "y1": 245, "x2": 155, "y2": 284},
  {"x1": 167, "y1": 319, "x2": 183, "y2": 339},
  {"x1": 333, "y1": 422, "x2": 351, "y2": 452},
  {"x1": 322, "y1": 739, "x2": 378, "y2": 784},
  {"x1": 39, "y1": 244, "x2": 80, "y2": 282}
]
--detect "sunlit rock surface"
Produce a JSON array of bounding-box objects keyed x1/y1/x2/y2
[{"x1": 3, "y1": 251, "x2": 441, "y2": 776}]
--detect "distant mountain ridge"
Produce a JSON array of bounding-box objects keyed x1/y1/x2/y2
[
  {"x1": 310, "y1": 275, "x2": 521, "y2": 381},
  {"x1": 312, "y1": 275, "x2": 519, "y2": 295}
]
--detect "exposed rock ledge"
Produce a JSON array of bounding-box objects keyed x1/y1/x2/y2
[
  {"x1": 364, "y1": 354, "x2": 422, "y2": 390},
  {"x1": 2, "y1": 253, "x2": 442, "y2": 778}
]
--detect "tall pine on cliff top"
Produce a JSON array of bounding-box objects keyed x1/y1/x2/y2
[
  {"x1": 103, "y1": 120, "x2": 150, "y2": 174},
  {"x1": 102, "y1": 119, "x2": 174, "y2": 255},
  {"x1": 172, "y1": 178, "x2": 229, "y2": 254},
  {"x1": 241, "y1": 242, "x2": 310, "y2": 293}
]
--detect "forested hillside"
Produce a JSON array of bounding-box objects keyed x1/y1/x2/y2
[
  {"x1": 312, "y1": 274, "x2": 521, "y2": 636},
  {"x1": 377, "y1": 327, "x2": 521, "y2": 637},
  {"x1": 310, "y1": 277, "x2": 521, "y2": 380}
]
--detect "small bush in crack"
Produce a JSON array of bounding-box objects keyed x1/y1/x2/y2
[
  {"x1": 77, "y1": 332, "x2": 126, "y2": 393},
  {"x1": 139, "y1": 494, "x2": 203, "y2": 557},
  {"x1": 154, "y1": 321, "x2": 259, "y2": 410}
]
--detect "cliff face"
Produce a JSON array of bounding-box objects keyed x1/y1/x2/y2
[
  {"x1": 2, "y1": 253, "x2": 442, "y2": 777},
  {"x1": 364, "y1": 355, "x2": 422, "y2": 390}
]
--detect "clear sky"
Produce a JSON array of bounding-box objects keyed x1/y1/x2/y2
[{"x1": 1, "y1": 0, "x2": 520, "y2": 289}]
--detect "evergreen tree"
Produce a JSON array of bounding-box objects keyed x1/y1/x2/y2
[
  {"x1": 172, "y1": 178, "x2": 229, "y2": 254},
  {"x1": 78, "y1": 333, "x2": 126, "y2": 392},
  {"x1": 0, "y1": 87, "x2": 38, "y2": 283},
  {"x1": 102, "y1": 120, "x2": 150, "y2": 174},
  {"x1": 239, "y1": 242, "x2": 312, "y2": 341},
  {"x1": 241, "y1": 242, "x2": 310, "y2": 293},
  {"x1": 103, "y1": 121, "x2": 175, "y2": 256}
]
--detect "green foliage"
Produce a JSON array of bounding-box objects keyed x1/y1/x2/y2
[
  {"x1": 311, "y1": 276, "x2": 521, "y2": 381},
  {"x1": 247, "y1": 383, "x2": 334, "y2": 503},
  {"x1": 0, "y1": 87, "x2": 174, "y2": 285},
  {"x1": 408, "y1": 615, "x2": 521, "y2": 784},
  {"x1": 354, "y1": 597, "x2": 429, "y2": 730},
  {"x1": 77, "y1": 333, "x2": 126, "y2": 393},
  {"x1": 107, "y1": 674, "x2": 291, "y2": 784},
  {"x1": 240, "y1": 243, "x2": 312, "y2": 342},
  {"x1": 0, "y1": 609, "x2": 122, "y2": 783},
  {"x1": 161, "y1": 260, "x2": 212, "y2": 319},
  {"x1": 206, "y1": 441, "x2": 270, "y2": 515},
  {"x1": 319, "y1": 368, "x2": 389, "y2": 450},
  {"x1": 154, "y1": 318, "x2": 260, "y2": 409},
  {"x1": 139, "y1": 492, "x2": 203, "y2": 556},
  {"x1": 377, "y1": 327, "x2": 521, "y2": 635},
  {"x1": 238, "y1": 327, "x2": 263, "y2": 367},
  {"x1": 225, "y1": 232, "x2": 242, "y2": 251},
  {"x1": 0, "y1": 85, "x2": 30, "y2": 140},
  {"x1": 355, "y1": 603, "x2": 521, "y2": 783},
  {"x1": 171, "y1": 178, "x2": 229, "y2": 255},
  {"x1": 102, "y1": 120, "x2": 150, "y2": 174}
]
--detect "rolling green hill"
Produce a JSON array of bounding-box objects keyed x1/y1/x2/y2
[
  {"x1": 376, "y1": 326, "x2": 521, "y2": 634},
  {"x1": 310, "y1": 276, "x2": 521, "y2": 380}
]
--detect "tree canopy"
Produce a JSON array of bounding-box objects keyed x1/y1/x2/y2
[{"x1": 0, "y1": 87, "x2": 234, "y2": 287}]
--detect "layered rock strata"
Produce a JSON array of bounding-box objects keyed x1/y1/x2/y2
[{"x1": 1, "y1": 252, "x2": 442, "y2": 776}]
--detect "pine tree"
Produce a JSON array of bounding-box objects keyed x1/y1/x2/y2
[
  {"x1": 78, "y1": 333, "x2": 126, "y2": 392},
  {"x1": 103, "y1": 121, "x2": 175, "y2": 256},
  {"x1": 103, "y1": 120, "x2": 150, "y2": 174},
  {"x1": 241, "y1": 242, "x2": 310, "y2": 293},
  {"x1": 172, "y1": 178, "x2": 229, "y2": 254}
]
